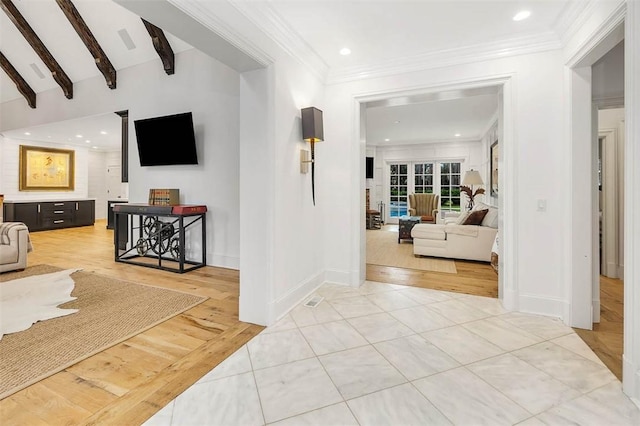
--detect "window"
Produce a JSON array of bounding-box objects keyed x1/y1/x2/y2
[
  {"x1": 389, "y1": 163, "x2": 408, "y2": 217},
  {"x1": 414, "y1": 163, "x2": 434, "y2": 194},
  {"x1": 386, "y1": 160, "x2": 463, "y2": 221},
  {"x1": 440, "y1": 162, "x2": 461, "y2": 211}
]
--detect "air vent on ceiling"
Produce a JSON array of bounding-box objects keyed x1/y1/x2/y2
[
  {"x1": 117, "y1": 28, "x2": 136, "y2": 50},
  {"x1": 29, "y1": 63, "x2": 45, "y2": 79}
]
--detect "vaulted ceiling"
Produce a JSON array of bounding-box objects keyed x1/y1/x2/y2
[
  {"x1": 1, "y1": 0, "x2": 586, "y2": 147},
  {"x1": 0, "y1": 0, "x2": 193, "y2": 106}
]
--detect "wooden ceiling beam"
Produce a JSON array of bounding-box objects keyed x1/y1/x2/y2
[
  {"x1": 142, "y1": 19, "x2": 175, "y2": 75},
  {"x1": 0, "y1": 0, "x2": 73, "y2": 99},
  {"x1": 0, "y1": 51, "x2": 36, "y2": 108},
  {"x1": 55, "y1": 0, "x2": 116, "y2": 89}
]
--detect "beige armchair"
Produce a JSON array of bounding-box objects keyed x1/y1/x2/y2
[
  {"x1": 0, "y1": 222, "x2": 31, "y2": 273},
  {"x1": 408, "y1": 193, "x2": 439, "y2": 223}
]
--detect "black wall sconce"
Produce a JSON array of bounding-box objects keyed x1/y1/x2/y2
[{"x1": 301, "y1": 107, "x2": 324, "y2": 205}]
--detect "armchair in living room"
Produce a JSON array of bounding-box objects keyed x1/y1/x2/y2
[
  {"x1": 408, "y1": 193, "x2": 439, "y2": 223},
  {"x1": 0, "y1": 222, "x2": 32, "y2": 273}
]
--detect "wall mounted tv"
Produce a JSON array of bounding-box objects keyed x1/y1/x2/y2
[
  {"x1": 134, "y1": 112, "x2": 198, "y2": 166},
  {"x1": 366, "y1": 157, "x2": 374, "y2": 179}
]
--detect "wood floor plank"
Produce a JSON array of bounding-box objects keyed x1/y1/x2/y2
[
  {"x1": 574, "y1": 275, "x2": 623, "y2": 380},
  {"x1": 0, "y1": 220, "x2": 263, "y2": 425}
]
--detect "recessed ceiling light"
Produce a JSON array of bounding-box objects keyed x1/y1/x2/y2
[
  {"x1": 24, "y1": 132, "x2": 31, "y2": 135},
  {"x1": 93, "y1": 146, "x2": 98, "y2": 149},
  {"x1": 76, "y1": 134, "x2": 83, "y2": 138},
  {"x1": 394, "y1": 120, "x2": 400, "y2": 124},
  {"x1": 100, "y1": 130, "x2": 107, "y2": 135},
  {"x1": 85, "y1": 140, "x2": 91, "y2": 143},
  {"x1": 384, "y1": 138, "x2": 390, "y2": 142},
  {"x1": 339, "y1": 47, "x2": 351, "y2": 56},
  {"x1": 454, "y1": 133, "x2": 461, "y2": 137},
  {"x1": 47, "y1": 135, "x2": 51, "y2": 138},
  {"x1": 513, "y1": 10, "x2": 531, "y2": 21}
]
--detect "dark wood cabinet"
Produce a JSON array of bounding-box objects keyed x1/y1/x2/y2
[
  {"x1": 3, "y1": 200, "x2": 95, "y2": 231},
  {"x1": 75, "y1": 200, "x2": 95, "y2": 226},
  {"x1": 8, "y1": 203, "x2": 40, "y2": 230}
]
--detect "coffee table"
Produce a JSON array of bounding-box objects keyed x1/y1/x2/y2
[{"x1": 398, "y1": 216, "x2": 421, "y2": 243}]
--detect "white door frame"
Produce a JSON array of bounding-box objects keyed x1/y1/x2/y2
[
  {"x1": 567, "y1": 2, "x2": 640, "y2": 405},
  {"x1": 352, "y1": 74, "x2": 515, "y2": 308}
]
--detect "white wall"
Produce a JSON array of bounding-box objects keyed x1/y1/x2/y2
[
  {"x1": 1, "y1": 48, "x2": 242, "y2": 270},
  {"x1": 88, "y1": 150, "x2": 108, "y2": 219},
  {"x1": 323, "y1": 48, "x2": 566, "y2": 317}
]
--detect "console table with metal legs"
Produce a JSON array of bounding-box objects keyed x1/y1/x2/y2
[{"x1": 113, "y1": 205, "x2": 206, "y2": 274}]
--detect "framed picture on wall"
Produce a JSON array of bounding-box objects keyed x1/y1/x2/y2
[
  {"x1": 19, "y1": 145, "x2": 75, "y2": 191},
  {"x1": 490, "y1": 140, "x2": 498, "y2": 197}
]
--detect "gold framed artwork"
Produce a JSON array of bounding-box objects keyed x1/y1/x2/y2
[
  {"x1": 490, "y1": 140, "x2": 499, "y2": 197},
  {"x1": 19, "y1": 145, "x2": 75, "y2": 191}
]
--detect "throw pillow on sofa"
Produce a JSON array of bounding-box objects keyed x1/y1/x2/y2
[
  {"x1": 463, "y1": 209, "x2": 489, "y2": 225},
  {"x1": 455, "y1": 211, "x2": 471, "y2": 225}
]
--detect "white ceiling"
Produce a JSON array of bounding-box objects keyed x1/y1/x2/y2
[
  {"x1": 0, "y1": 0, "x2": 580, "y2": 149},
  {"x1": 269, "y1": 0, "x2": 574, "y2": 70},
  {"x1": 366, "y1": 93, "x2": 499, "y2": 146},
  {"x1": 1, "y1": 112, "x2": 122, "y2": 151}
]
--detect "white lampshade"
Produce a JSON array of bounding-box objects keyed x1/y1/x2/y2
[{"x1": 462, "y1": 169, "x2": 484, "y2": 185}]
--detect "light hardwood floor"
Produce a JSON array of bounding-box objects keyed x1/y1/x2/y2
[
  {"x1": 575, "y1": 276, "x2": 624, "y2": 380},
  {"x1": 0, "y1": 221, "x2": 263, "y2": 425}
]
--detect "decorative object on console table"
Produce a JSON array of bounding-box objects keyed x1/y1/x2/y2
[
  {"x1": 460, "y1": 169, "x2": 485, "y2": 211},
  {"x1": 398, "y1": 216, "x2": 421, "y2": 243},
  {"x1": 148, "y1": 188, "x2": 180, "y2": 205},
  {"x1": 172, "y1": 205, "x2": 207, "y2": 214}
]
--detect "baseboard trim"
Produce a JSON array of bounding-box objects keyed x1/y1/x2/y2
[
  {"x1": 518, "y1": 293, "x2": 565, "y2": 320},
  {"x1": 325, "y1": 269, "x2": 352, "y2": 286},
  {"x1": 622, "y1": 354, "x2": 640, "y2": 409},
  {"x1": 209, "y1": 253, "x2": 240, "y2": 270},
  {"x1": 268, "y1": 270, "x2": 325, "y2": 325},
  {"x1": 502, "y1": 287, "x2": 518, "y2": 311},
  {"x1": 592, "y1": 298, "x2": 601, "y2": 323}
]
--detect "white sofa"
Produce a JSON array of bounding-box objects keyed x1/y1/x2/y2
[
  {"x1": 411, "y1": 203, "x2": 498, "y2": 262},
  {"x1": 0, "y1": 222, "x2": 31, "y2": 273}
]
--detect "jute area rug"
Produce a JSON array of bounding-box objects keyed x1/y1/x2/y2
[
  {"x1": 367, "y1": 225, "x2": 457, "y2": 274},
  {"x1": 0, "y1": 265, "x2": 207, "y2": 400}
]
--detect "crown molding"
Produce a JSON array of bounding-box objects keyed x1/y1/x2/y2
[
  {"x1": 167, "y1": 0, "x2": 273, "y2": 68},
  {"x1": 228, "y1": 0, "x2": 329, "y2": 83},
  {"x1": 369, "y1": 137, "x2": 481, "y2": 147},
  {"x1": 564, "y1": 0, "x2": 626, "y2": 66},
  {"x1": 554, "y1": 0, "x2": 596, "y2": 46},
  {"x1": 326, "y1": 32, "x2": 561, "y2": 85}
]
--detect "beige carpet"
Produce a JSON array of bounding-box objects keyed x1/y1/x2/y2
[
  {"x1": 367, "y1": 226, "x2": 457, "y2": 273},
  {"x1": 0, "y1": 265, "x2": 207, "y2": 399}
]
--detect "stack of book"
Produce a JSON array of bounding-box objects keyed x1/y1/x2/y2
[{"x1": 148, "y1": 189, "x2": 180, "y2": 206}]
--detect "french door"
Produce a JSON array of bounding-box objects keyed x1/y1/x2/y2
[{"x1": 387, "y1": 161, "x2": 460, "y2": 222}]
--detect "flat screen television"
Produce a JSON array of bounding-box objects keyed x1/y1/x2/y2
[
  {"x1": 134, "y1": 112, "x2": 198, "y2": 166},
  {"x1": 366, "y1": 157, "x2": 374, "y2": 179}
]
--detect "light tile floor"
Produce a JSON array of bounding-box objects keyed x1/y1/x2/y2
[{"x1": 144, "y1": 281, "x2": 640, "y2": 426}]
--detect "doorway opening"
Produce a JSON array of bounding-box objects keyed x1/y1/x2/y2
[{"x1": 360, "y1": 84, "x2": 504, "y2": 300}]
